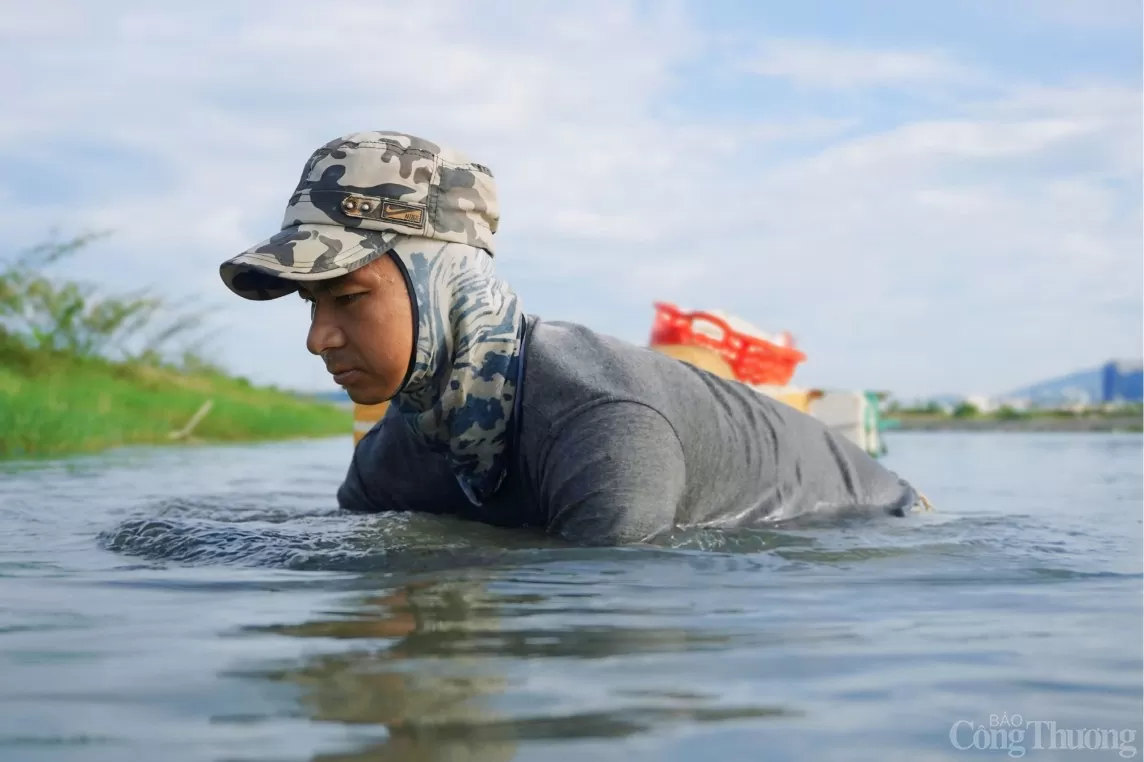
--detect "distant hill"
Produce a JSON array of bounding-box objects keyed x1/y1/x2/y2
[
  {"x1": 898, "y1": 361, "x2": 1143, "y2": 410},
  {"x1": 1007, "y1": 368, "x2": 1102, "y2": 405},
  {"x1": 1006, "y1": 360, "x2": 1143, "y2": 406}
]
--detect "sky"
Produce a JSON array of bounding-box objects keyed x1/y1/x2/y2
[{"x1": 1, "y1": 0, "x2": 1140, "y2": 399}]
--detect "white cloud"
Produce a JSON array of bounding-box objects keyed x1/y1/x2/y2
[
  {"x1": 529, "y1": 73, "x2": 1138, "y2": 391},
  {"x1": 0, "y1": 1, "x2": 1139, "y2": 397},
  {"x1": 744, "y1": 40, "x2": 973, "y2": 90}
]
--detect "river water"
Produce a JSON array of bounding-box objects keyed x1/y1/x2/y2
[{"x1": 1, "y1": 431, "x2": 1140, "y2": 761}]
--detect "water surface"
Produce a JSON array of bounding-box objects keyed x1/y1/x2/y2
[{"x1": 1, "y1": 432, "x2": 1141, "y2": 761}]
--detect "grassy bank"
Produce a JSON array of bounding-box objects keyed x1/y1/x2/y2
[
  {"x1": 0, "y1": 232, "x2": 352, "y2": 459},
  {"x1": 0, "y1": 339, "x2": 350, "y2": 459}
]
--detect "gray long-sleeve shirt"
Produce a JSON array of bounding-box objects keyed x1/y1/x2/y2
[{"x1": 338, "y1": 317, "x2": 920, "y2": 544}]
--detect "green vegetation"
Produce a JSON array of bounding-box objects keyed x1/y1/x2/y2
[
  {"x1": 884, "y1": 401, "x2": 1143, "y2": 433},
  {"x1": 993, "y1": 405, "x2": 1025, "y2": 421},
  {"x1": 951, "y1": 401, "x2": 978, "y2": 419},
  {"x1": 0, "y1": 232, "x2": 349, "y2": 459},
  {"x1": 891, "y1": 402, "x2": 1143, "y2": 421}
]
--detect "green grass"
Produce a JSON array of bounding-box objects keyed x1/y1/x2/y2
[{"x1": 0, "y1": 339, "x2": 351, "y2": 459}]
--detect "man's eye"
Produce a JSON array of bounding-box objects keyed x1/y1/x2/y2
[{"x1": 335, "y1": 292, "x2": 367, "y2": 305}]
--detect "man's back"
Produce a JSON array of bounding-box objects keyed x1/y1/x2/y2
[{"x1": 339, "y1": 317, "x2": 920, "y2": 544}]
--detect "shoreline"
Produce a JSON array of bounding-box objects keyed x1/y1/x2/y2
[{"x1": 886, "y1": 416, "x2": 1143, "y2": 433}]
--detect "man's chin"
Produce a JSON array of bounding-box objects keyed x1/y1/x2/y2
[{"x1": 346, "y1": 386, "x2": 391, "y2": 406}]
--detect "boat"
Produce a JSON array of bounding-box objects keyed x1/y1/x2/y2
[{"x1": 647, "y1": 302, "x2": 887, "y2": 457}]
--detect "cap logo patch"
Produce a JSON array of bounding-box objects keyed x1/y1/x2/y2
[
  {"x1": 380, "y1": 201, "x2": 425, "y2": 228},
  {"x1": 337, "y1": 192, "x2": 426, "y2": 230}
]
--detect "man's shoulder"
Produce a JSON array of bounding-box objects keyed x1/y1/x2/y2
[
  {"x1": 355, "y1": 407, "x2": 450, "y2": 470},
  {"x1": 526, "y1": 316, "x2": 643, "y2": 353},
  {"x1": 345, "y1": 409, "x2": 469, "y2": 513},
  {"x1": 523, "y1": 317, "x2": 688, "y2": 393},
  {"x1": 521, "y1": 315, "x2": 755, "y2": 420}
]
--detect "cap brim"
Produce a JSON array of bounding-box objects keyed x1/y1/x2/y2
[{"x1": 219, "y1": 224, "x2": 402, "y2": 301}]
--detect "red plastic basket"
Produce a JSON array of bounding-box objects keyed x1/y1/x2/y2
[{"x1": 649, "y1": 302, "x2": 806, "y2": 386}]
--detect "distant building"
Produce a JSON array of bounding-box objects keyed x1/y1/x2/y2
[
  {"x1": 1101, "y1": 361, "x2": 1143, "y2": 404},
  {"x1": 872, "y1": 360, "x2": 1141, "y2": 413}
]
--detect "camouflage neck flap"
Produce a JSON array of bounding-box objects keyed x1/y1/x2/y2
[{"x1": 389, "y1": 239, "x2": 524, "y2": 506}]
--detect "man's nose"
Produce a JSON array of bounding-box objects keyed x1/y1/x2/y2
[{"x1": 306, "y1": 301, "x2": 345, "y2": 357}]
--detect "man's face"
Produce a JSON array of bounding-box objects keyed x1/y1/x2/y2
[{"x1": 300, "y1": 255, "x2": 414, "y2": 405}]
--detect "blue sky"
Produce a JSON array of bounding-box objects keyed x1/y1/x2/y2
[{"x1": 1, "y1": 0, "x2": 1140, "y2": 399}]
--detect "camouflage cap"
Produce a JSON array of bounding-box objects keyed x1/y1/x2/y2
[{"x1": 219, "y1": 131, "x2": 499, "y2": 300}]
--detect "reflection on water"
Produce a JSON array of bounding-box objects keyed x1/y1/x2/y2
[{"x1": 239, "y1": 573, "x2": 792, "y2": 761}]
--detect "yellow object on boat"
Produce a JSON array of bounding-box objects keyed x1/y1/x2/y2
[
  {"x1": 650, "y1": 343, "x2": 821, "y2": 413},
  {"x1": 650, "y1": 343, "x2": 736, "y2": 380},
  {"x1": 750, "y1": 386, "x2": 824, "y2": 414},
  {"x1": 352, "y1": 401, "x2": 390, "y2": 445}
]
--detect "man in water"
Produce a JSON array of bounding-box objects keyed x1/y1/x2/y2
[{"x1": 219, "y1": 131, "x2": 925, "y2": 545}]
